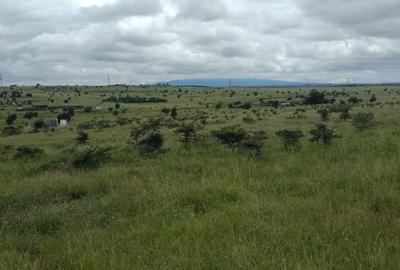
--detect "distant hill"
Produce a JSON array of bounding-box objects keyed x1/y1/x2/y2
[{"x1": 158, "y1": 78, "x2": 310, "y2": 87}]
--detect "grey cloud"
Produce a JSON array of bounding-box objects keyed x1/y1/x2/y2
[
  {"x1": 79, "y1": 0, "x2": 162, "y2": 22},
  {"x1": 174, "y1": 0, "x2": 228, "y2": 21},
  {"x1": 1, "y1": 0, "x2": 400, "y2": 85}
]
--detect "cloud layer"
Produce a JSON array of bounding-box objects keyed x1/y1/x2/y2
[{"x1": 1, "y1": 0, "x2": 400, "y2": 85}]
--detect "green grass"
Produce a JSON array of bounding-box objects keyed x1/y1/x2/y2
[{"x1": 0, "y1": 85, "x2": 400, "y2": 269}]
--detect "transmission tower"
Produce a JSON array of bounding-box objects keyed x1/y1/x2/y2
[
  {"x1": 107, "y1": 74, "x2": 111, "y2": 86},
  {"x1": 0, "y1": 73, "x2": 3, "y2": 86}
]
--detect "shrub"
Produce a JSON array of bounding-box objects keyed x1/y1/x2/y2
[
  {"x1": 84, "y1": 106, "x2": 92, "y2": 113},
  {"x1": 304, "y1": 90, "x2": 331, "y2": 105},
  {"x1": 24, "y1": 112, "x2": 38, "y2": 119},
  {"x1": 77, "y1": 121, "x2": 97, "y2": 130},
  {"x1": 317, "y1": 108, "x2": 330, "y2": 121},
  {"x1": 348, "y1": 97, "x2": 361, "y2": 104},
  {"x1": 136, "y1": 131, "x2": 164, "y2": 154},
  {"x1": 31, "y1": 212, "x2": 61, "y2": 235},
  {"x1": 128, "y1": 119, "x2": 164, "y2": 155},
  {"x1": 33, "y1": 119, "x2": 46, "y2": 129},
  {"x1": 171, "y1": 107, "x2": 178, "y2": 119},
  {"x1": 15, "y1": 146, "x2": 43, "y2": 158},
  {"x1": 57, "y1": 113, "x2": 71, "y2": 122},
  {"x1": 212, "y1": 126, "x2": 267, "y2": 154},
  {"x1": 76, "y1": 130, "x2": 89, "y2": 144},
  {"x1": 240, "y1": 131, "x2": 268, "y2": 154},
  {"x1": 106, "y1": 96, "x2": 167, "y2": 103},
  {"x1": 369, "y1": 95, "x2": 377, "y2": 103},
  {"x1": 229, "y1": 101, "x2": 252, "y2": 109},
  {"x1": 6, "y1": 114, "x2": 17, "y2": 125},
  {"x1": 212, "y1": 126, "x2": 247, "y2": 147},
  {"x1": 161, "y1": 108, "x2": 170, "y2": 115},
  {"x1": 72, "y1": 146, "x2": 111, "y2": 170},
  {"x1": 276, "y1": 129, "x2": 304, "y2": 151},
  {"x1": 352, "y1": 112, "x2": 375, "y2": 131},
  {"x1": 310, "y1": 123, "x2": 340, "y2": 145},
  {"x1": 3, "y1": 126, "x2": 23, "y2": 136},
  {"x1": 175, "y1": 124, "x2": 198, "y2": 144}
]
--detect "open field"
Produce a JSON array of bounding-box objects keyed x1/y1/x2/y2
[{"x1": 1, "y1": 84, "x2": 400, "y2": 269}]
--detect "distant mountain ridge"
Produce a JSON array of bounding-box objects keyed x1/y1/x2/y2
[{"x1": 158, "y1": 78, "x2": 310, "y2": 87}]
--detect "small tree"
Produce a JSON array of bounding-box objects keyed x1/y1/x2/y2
[
  {"x1": 310, "y1": 123, "x2": 340, "y2": 145},
  {"x1": 76, "y1": 130, "x2": 89, "y2": 144},
  {"x1": 276, "y1": 129, "x2": 304, "y2": 151},
  {"x1": 351, "y1": 112, "x2": 375, "y2": 131}
]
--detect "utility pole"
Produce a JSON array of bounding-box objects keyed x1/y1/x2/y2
[
  {"x1": 107, "y1": 74, "x2": 111, "y2": 86},
  {"x1": 0, "y1": 73, "x2": 3, "y2": 86}
]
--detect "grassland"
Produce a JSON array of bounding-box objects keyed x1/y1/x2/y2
[{"x1": 1, "y1": 84, "x2": 400, "y2": 269}]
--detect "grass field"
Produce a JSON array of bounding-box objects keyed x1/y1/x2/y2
[{"x1": 1, "y1": 84, "x2": 400, "y2": 269}]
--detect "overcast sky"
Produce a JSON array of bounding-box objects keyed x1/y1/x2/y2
[{"x1": 1, "y1": 0, "x2": 400, "y2": 85}]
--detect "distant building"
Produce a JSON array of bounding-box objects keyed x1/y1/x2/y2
[
  {"x1": 16, "y1": 105, "x2": 54, "y2": 112},
  {"x1": 47, "y1": 119, "x2": 59, "y2": 128}
]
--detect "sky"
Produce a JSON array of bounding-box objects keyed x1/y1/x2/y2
[{"x1": 1, "y1": 0, "x2": 400, "y2": 85}]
